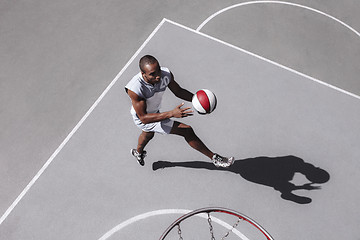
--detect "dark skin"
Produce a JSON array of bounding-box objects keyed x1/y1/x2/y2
[
  {"x1": 128, "y1": 62, "x2": 193, "y2": 123},
  {"x1": 127, "y1": 61, "x2": 214, "y2": 159}
]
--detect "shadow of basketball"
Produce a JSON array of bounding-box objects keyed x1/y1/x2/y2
[{"x1": 152, "y1": 155, "x2": 330, "y2": 204}]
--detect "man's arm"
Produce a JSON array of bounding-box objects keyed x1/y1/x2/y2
[
  {"x1": 127, "y1": 89, "x2": 192, "y2": 124},
  {"x1": 168, "y1": 72, "x2": 194, "y2": 102}
]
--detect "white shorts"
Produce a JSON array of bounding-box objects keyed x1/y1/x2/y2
[{"x1": 132, "y1": 114, "x2": 174, "y2": 134}]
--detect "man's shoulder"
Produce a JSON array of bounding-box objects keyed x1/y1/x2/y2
[
  {"x1": 160, "y1": 67, "x2": 172, "y2": 86},
  {"x1": 125, "y1": 72, "x2": 145, "y2": 97},
  {"x1": 161, "y1": 67, "x2": 170, "y2": 73},
  {"x1": 126, "y1": 72, "x2": 143, "y2": 87}
]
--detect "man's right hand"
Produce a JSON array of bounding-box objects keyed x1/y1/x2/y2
[{"x1": 172, "y1": 103, "x2": 194, "y2": 118}]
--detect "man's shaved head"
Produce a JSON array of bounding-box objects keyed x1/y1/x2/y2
[{"x1": 139, "y1": 55, "x2": 159, "y2": 73}]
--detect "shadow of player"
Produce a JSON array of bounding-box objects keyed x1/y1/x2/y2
[{"x1": 153, "y1": 155, "x2": 330, "y2": 204}]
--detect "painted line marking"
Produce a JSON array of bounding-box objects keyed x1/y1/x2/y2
[
  {"x1": 164, "y1": 18, "x2": 360, "y2": 100},
  {"x1": 98, "y1": 209, "x2": 250, "y2": 240},
  {"x1": 0, "y1": 18, "x2": 168, "y2": 226},
  {"x1": 2, "y1": 13, "x2": 359, "y2": 226},
  {"x1": 196, "y1": 0, "x2": 360, "y2": 39}
]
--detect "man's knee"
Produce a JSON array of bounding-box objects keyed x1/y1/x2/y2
[
  {"x1": 182, "y1": 125, "x2": 195, "y2": 137},
  {"x1": 142, "y1": 131, "x2": 155, "y2": 140},
  {"x1": 171, "y1": 122, "x2": 195, "y2": 137}
]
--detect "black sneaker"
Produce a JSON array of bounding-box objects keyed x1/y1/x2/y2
[{"x1": 131, "y1": 149, "x2": 147, "y2": 166}]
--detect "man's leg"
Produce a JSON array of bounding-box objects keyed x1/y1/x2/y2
[
  {"x1": 131, "y1": 130, "x2": 154, "y2": 166},
  {"x1": 137, "y1": 131, "x2": 155, "y2": 154},
  {"x1": 170, "y1": 121, "x2": 214, "y2": 159}
]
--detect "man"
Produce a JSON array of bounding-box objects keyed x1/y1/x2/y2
[{"x1": 125, "y1": 55, "x2": 234, "y2": 167}]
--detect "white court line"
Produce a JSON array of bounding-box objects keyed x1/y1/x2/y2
[
  {"x1": 2, "y1": 14, "x2": 359, "y2": 226},
  {"x1": 196, "y1": 0, "x2": 360, "y2": 39},
  {"x1": 0, "y1": 18, "x2": 168, "y2": 226},
  {"x1": 98, "y1": 209, "x2": 250, "y2": 240},
  {"x1": 165, "y1": 18, "x2": 360, "y2": 100}
]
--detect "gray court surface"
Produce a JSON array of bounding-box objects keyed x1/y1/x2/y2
[{"x1": 1, "y1": 19, "x2": 359, "y2": 239}]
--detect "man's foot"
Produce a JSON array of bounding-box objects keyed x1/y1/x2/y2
[
  {"x1": 212, "y1": 154, "x2": 235, "y2": 168},
  {"x1": 131, "y1": 149, "x2": 147, "y2": 166}
]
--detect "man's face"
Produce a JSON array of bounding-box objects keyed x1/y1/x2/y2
[{"x1": 141, "y1": 62, "x2": 161, "y2": 85}]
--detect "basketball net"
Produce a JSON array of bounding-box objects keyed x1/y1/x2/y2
[{"x1": 159, "y1": 207, "x2": 274, "y2": 240}]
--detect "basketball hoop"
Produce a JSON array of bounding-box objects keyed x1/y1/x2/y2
[{"x1": 159, "y1": 207, "x2": 274, "y2": 240}]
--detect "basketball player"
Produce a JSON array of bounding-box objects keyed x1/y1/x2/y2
[{"x1": 125, "y1": 55, "x2": 234, "y2": 167}]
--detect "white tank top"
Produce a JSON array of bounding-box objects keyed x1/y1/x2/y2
[{"x1": 125, "y1": 67, "x2": 172, "y2": 118}]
